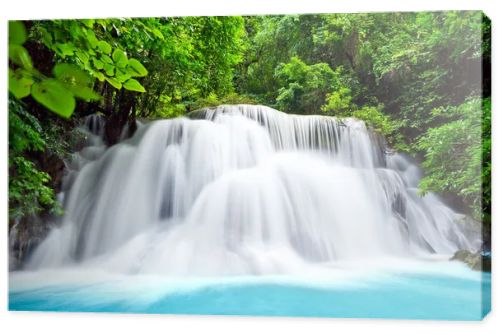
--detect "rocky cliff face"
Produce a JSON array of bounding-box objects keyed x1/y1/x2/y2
[{"x1": 9, "y1": 216, "x2": 53, "y2": 270}]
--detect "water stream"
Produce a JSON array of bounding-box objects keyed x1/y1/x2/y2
[{"x1": 9, "y1": 105, "x2": 488, "y2": 319}]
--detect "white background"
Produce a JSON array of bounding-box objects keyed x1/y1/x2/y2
[{"x1": 0, "y1": 0, "x2": 498, "y2": 333}]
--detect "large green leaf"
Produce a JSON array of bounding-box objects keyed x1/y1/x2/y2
[
  {"x1": 75, "y1": 50, "x2": 90, "y2": 65},
  {"x1": 9, "y1": 44, "x2": 32, "y2": 69},
  {"x1": 115, "y1": 69, "x2": 131, "y2": 82},
  {"x1": 93, "y1": 58, "x2": 104, "y2": 70},
  {"x1": 127, "y1": 58, "x2": 148, "y2": 77},
  {"x1": 97, "y1": 40, "x2": 112, "y2": 54},
  {"x1": 31, "y1": 79, "x2": 76, "y2": 118},
  {"x1": 53, "y1": 64, "x2": 100, "y2": 101},
  {"x1": 93, "y1": 71, "x2": 105, "y2": 82},
  {"x1": 9, "y1": 69, "x2": 33, "y2": 99},
  {"x1": 103, "y1": 63, "x2": 115, "y2": 77},
  {"x1": 112, "y1": 49, "x2": 128, "y2": 68},
  {"x1": 105, "y1": 77, "x2": 122, "y2": 89},
  {"x1": 86, "y1": 30, "x2": 98, "y2": 48},
  {"x1": 54, "y1": 43, "x2": 76, "y2": 57},
  {"x1": 9, "y1": 21, "x2": 27, "y2": 45},
  {"x1": 53, "y1": 63, "x2": 92, "y2": 87},
  {"x1": 101, "y1": 54, "x2": 113, "y2": 64},
  {"x1": 123, "y1": 78, "x2": 145, "y2": 93}
]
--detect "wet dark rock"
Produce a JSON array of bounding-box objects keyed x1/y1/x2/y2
[
  {"x1": 450, "y1": 250, "x2": 491, "y2": 272},
  {"x1": 9, "y1": 216, "x2": 53, "y2": 271}
]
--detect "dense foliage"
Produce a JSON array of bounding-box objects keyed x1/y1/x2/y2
[
  {"x1": 8, "y1": 12, "x2": 491, "y2": 236},
  {"x1": 9, "y1": 100, "x2": 57, "y2": 220}
]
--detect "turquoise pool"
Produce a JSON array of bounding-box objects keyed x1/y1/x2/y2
[{"x1": 9, "y1": 262, "x2": 491, "y2": 320}]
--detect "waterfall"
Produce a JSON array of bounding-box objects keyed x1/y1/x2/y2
[{"x1": 27, "y1": 105, "x2": 480, "y2": 276}]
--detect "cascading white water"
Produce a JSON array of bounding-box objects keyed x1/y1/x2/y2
[{"x1": 27, "y1": 105, "x2": 480, "y2": 276}]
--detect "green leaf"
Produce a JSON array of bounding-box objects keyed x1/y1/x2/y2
[
  {"x1": 93, "y1": 58, "x2": 104, "y2": 70},
  {"x1": 53, "y1": 63, "x2": 100, "y2": 101},
  {"x1": 9, "y1": 21, "x2": 27, "y2": 45},
  {"x1": 127, "y1": 58, "x2": 148, "y2": 77},
  {"x1": 97, "y1": 40, "x2": 112, "y2": 54},
  {"x1": 71, "y1": 86, "x2": 101, "y2": 101},
  {"x1": 103, "y1": 63, "x2": 115, "y2": 76},
  {"x1": 151, "y1": 28, "x2": 164, "y2": 40},
  {"x1": 123, "y1": 78, "x2": 145, "y2": 92},
  {"x1": 82, "y1": 19, "x2": 95, "y2": 28},
  {"x1": 53, "y1": 63, "x2": 92, "y2": 87},
  {"x1": 105, "y1": 77, "x2": 122, "y2": 89},
  {"x1": 9, "y1": 44, "x2": 32, "y2": 69},
  {"x1": 93, "y1": 71, "x2": 105, "y2": 82},
  {"x1": 31, "y1": 79, "x2": 76, "y2": 118},
  {"x1": 112, "y1": 49, "x2": 128, "y2": 68},
  {"x1": 54, "y1": 43, "x2": 76, "y2": 57},
  {"x1": 101, "y1": 54, "x2": 113, "y2": 64},
  {"x1": 9, "y1": 68, "x2": 33, "y2": 99},
  {"x1": 86, "y1": 30, "x2": 98, "y2": 48},
  {"x1": 41, "y1": 30, "x2": 53, "y2": 47},
  {"x1": 115, "y1": 69, "x2": 131, "y2": 82},
  {"x1": 69, "y1": 23, "x2": 84, "y2": 40},
  {"x1": 75, "y1": 51, "x2": 90, "y2": 65}
]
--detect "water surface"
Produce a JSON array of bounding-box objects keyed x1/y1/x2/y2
[{"x1": 10, "y1": 261, "x2": 491, "y2": 320}]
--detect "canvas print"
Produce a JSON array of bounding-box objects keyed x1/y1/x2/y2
[{"x1": 8, "y1": 11, "x2": 491, "y2": 320}]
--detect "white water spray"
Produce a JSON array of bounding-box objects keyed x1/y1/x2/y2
[{"x1": 27, "y1": 105, "x2": 479, "y2": 276}]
